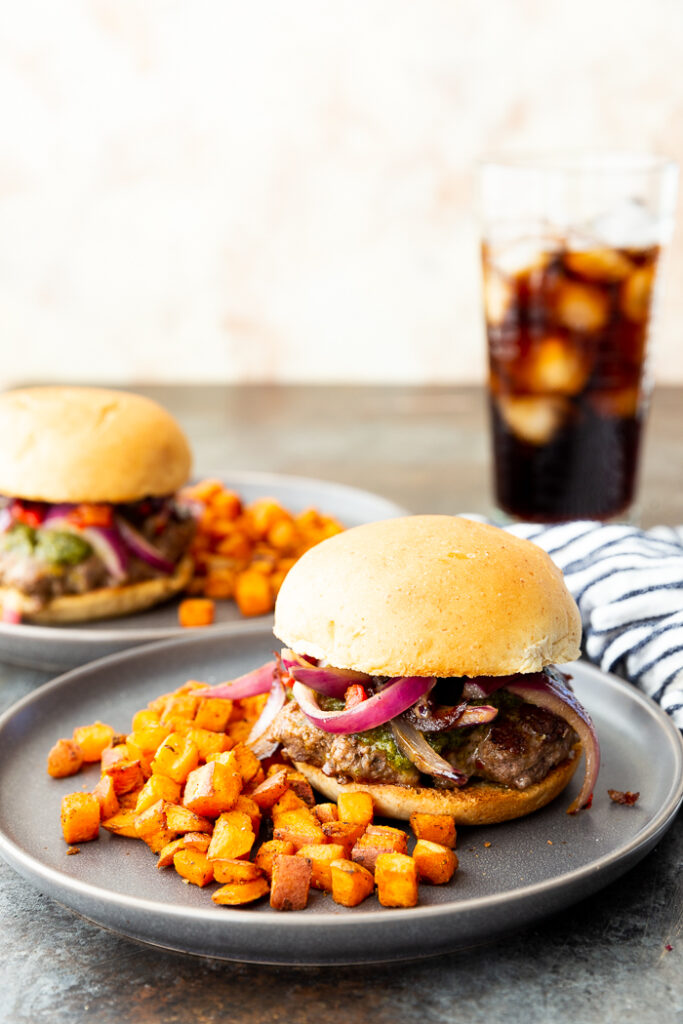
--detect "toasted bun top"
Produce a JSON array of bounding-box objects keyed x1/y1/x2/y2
[
  {"x1": 0, "y1": 387, "x2": 192, "y2": 503},
  {"x1": 274, "y1": 515, "x2": 581, "y2": 677}
]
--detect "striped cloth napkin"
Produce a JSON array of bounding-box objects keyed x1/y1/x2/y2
[{"x1": 499, "y1": 520, "x2": 683, "y2": 729}]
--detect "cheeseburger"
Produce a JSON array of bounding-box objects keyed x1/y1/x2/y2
[
  {"x1": 228, "y1": 515, "x2": 599, "y2": 824},
  {"x1": 0, "y1": 387, "x2": 195, "y2": 624}
]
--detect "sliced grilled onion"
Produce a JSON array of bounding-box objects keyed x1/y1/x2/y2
[
  {"x1": 506, "y1": 668, "x2": 600, "y2": 814},
  {"x1": 391, "y1": 718, "x2": 469, "y2": 786},
  {"x1": 115, "y1": 516, "x2": 174, "y2": 574},
  {"x1": 457, "y1": 704, "x2": 498, "y2": 726},
  {"x1": 404, "y1": 697, "x2": 498, "y2": 731},
  {"x1": 208, "y1": 660, "x2": 277, "y2": 700},
  {"x1": 281, "y1": 649, "x2": 370, "y2": 698},
  {"x1": 292, "y1": 676, "x2": 435, "y2": 734},
  {"x1": 41, "y1": 513, "x2": 128, "y2": 581},
  {"x1": 248, "y1": 674, "x2": 286, "y2": 758},
  {"x1": 462, "y1": 676, "x2": 512, "y2": 700}
]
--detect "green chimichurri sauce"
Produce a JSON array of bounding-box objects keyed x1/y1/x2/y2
[{"x1": 2, "y1": 523, "x2": 92, "y2": 566}]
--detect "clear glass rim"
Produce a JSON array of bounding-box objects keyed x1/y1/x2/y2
[{"x1": 479, "y1": 151, "x2": 678, "y2": 176}]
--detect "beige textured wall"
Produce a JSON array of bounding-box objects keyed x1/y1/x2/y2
[{"x1": 1, "y1": 0, "x2": 682, "y2": 385}]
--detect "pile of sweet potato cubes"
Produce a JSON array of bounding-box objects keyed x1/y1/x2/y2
[{"x1": 49, "y1": 680, "x2": 459, "y2": 911}]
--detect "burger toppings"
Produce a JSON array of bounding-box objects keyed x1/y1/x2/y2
[{"x1": 208, "y1": 653, "x2": 600, "y2": 812}]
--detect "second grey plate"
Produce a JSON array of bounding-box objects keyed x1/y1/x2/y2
[{"x1": 0, "y1": 624, "x2": 680, "y2": 965}]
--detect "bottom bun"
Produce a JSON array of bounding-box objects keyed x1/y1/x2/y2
[
  {"x1": 0, "y1": 555, "x2": 194, "y2": 625},
  {"x1": 294, "y1": 745, "x2": 581, "y2": 825}
]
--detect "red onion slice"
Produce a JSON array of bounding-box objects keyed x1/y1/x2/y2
[
  {"x1": 281, "y1": 650, "x2": 370, "y2": 698},
  {"x1": 462, "y1": 677, "x2": 512, "y2": 700},
  {"x1": 457, "y1": 705, "x2": 498, "y2": 727},
  {"x1": 208, "y1": 660, "x2": 277, "y2": 700},
  {"x1": 248, "y1": 674, "x2": 286, "y2": 758},
  {"x1": 115, "y1": 516, "x2": 174, "y2": 574},
  {"x1": 391, "y1": 718, "x2": 469, "y2": 786},
  {"x1": 292, "y1": 676, "x2": 435, "y2": 734},
  {"x1": 39, "y1": 515, "x2": 128, "y2": 581},
  {"x1": 506, "y1": 669, "x2": 600, "y2": 814}
]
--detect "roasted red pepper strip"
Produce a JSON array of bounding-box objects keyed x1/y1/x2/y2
[
  {"x1": 344, "y1": 684, "x2": 367, "y2": 710},
  {"x1": 67, "y1": 504, "x2": 113, "y2": 528},
  {"x1": 10, "y1": 501, "x2": 44, "y2": 527}
]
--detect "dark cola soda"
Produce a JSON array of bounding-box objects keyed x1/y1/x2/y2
[{"x1": 483, "y1": 239, "x2": 660, "y2": 521}]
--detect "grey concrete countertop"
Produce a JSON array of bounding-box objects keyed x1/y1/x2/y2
[{"x1": 0, "y1": 385, "x2": 680, "y2": 1024}]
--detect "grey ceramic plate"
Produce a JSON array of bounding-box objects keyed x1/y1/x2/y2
[
  {"x1": 0, "y1": 624, "x2": 681, "y2": 965},
  {"x1": 0, "y1": 471, "x2": 408, "y2": 671}
]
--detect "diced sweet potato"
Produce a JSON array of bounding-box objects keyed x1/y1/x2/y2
[
  {"x1": 312, "y1": 803, "x2": 339, "y2": 824},
  {"x1": 165, "y1": 804, "x2": 213, "y2": 835},
  {"x1": 297, "y1": 843, "x2": 346, "y2": 892},
  {"x1": 103, "y1": 758, "x2": 145, "y2": 795},
  {"x1": 134, "y1": 799, "x2": 168, "y2": 838},
  {"x1": 337, "y1": 791, "x2": 373, "y2": 828},
  {"x1": 61, "y1": 793, "x2": 100, "y2": 843},
  {"x1": 151, "y1": 733, "x2": 199, "y2": 784},
  {"x1": 123, "y1": 739, "x2": 154, "y2": 778},
  {"x1": 47, "y1": 738, "x2": 83, "y2": 778},
  {"x1": 234, "y1": 569, "x2": 272, "y2": 617},
  {"x1": 101, "y1": 809, "x2": 138, "y2": 838},
  {"x1": 135, "y1": 775, "x2": 181, "y2": 813},
  {"x1": 72, "y1": 722, "x2": 115, "y2": 762},
  {"x1": 92, "y1": 774, "x2": 120, "y2": 820},
  {"x1": 226, "y1": 720, "x2": 252, "y2": 744},
  {"x1": 409, "y1": 812, "x2": 457, "y2": 849},
  {"x1": 128, "y1": 724, "x2": 171, "y2": 755},
  {"x1": 118, "y1": 785, "x2": 145, "y2": 809},
  {"x1": 173, "y1": 849, "x2": 214, "y2": 887},
  {"x1": 249, "y1": 769, "x2": 289, "y2": 811},
  {"x1": 284, "y1": 773, "x2": 316, "y2": 807},
  {"x1": 194, "y1": 696, "x2": 233, "y2": 732},
  {"x1": 212, "y1": 859, "x2": 264, "y2": 884},
  {"x1": 330, "y1": 859, "x2": 374, "y2": 907},
  {"x1": 321, "y1": 821, "x2": 365, "y2": 857},
  {"x1": 157, "y1": 832, "x2": 211, "y2": 868},
  {"x1": 183, "y1": 761, "x2": 241, "y2": 817},
  {"x1": 270, "y1": 854, "x2": 312, "y2": 911},
  {"x1": 131, "y1": 709, "x2": 160, "y2": 732},
  {"x1": 100, "y1": 744, "x2": 129, "y2": 771},
  {"x1": 207, "y1": 811, "x2": 255, "y2": 860},
  {"x1": 272, "y1": 789, "x2": 309, "y2": 817},
  {"x1": 375, "y1": 853, "x2": 418, "y2": 908},
  {"x1": 352, "y1": 825, "x2": 408, "y2": 873},
  {"x1": 142, "y1": 827, "x2": 176, "y2": 854},
  {"x1": 412, "y1": 840, "x2": 458, "y2": 885},
  {"x1": 187, "y1": 727, "x2": 232, "y2": 762},
  {"x1": 231, "y1": 744, "x2": 262, "y2": 785},
  {"x1": 273, "y1": 810, "x2": 325, "y2": 851},
  {"x1": 212, "y1": 877, "x2": 270, "y2": 905},
  {"x1": 234, "y1": 795, "x2": 262, "y2": 833},
  {"x1": 254, "y1": 839, "x2": 296, "y2": 880}
]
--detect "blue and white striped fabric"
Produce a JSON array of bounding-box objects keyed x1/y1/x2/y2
[{"x1": 502, "y1": 520, "x2": 683, "y2": 730}]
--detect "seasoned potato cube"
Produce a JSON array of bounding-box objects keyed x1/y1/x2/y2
[
  {"x1": 142, "y1": 827, "x2": 176, "y2": 854},
  {"x1": 207, "y1": 811, "x2": 255, "y2": 860},
  {"x1": 61, "y1": 793, "x2": 100, "y2": 843},
  {"x1": 72, "y1": 722, "x2": 115, "y2": 762},
  {"x1": 234, "y1": 569, "x2": 272, "y2": 617},
  {"x1": 297, "y1": 843, "x2": 346, "y2": 892},
  {"x1": 337, "y1": 792, "x2": 373, "y2": 828},
  {"x1": 161, "y1": 694, "x2": 201, "y2": 724},
  {"x1": 187, "y1": 727, "x2": 232, "y2": 762},
  {"x1": 212, "y1": 877, "x2": 270, "y2": 905},
  {"x1": 351, "y1": 825, "x2": 408, "y2": 873},
  {"x1": 100, "y1": 744, "x2": 129, "y2": 771},
  {"x1": 173, "y1": 849, "x2": 214, "y2": 887},
  {"x1": 254, "y1": 839, "x2": 296, "y2": 880},
  {"x1": 135, "y1": 775, "x2": 181, "y2": 813},
  {"x1": 151, "y1": 733, "x2": 199, "y2": 784},
  {"x1": 47, "y1": 738, "x2": 83, "y2": 778},
  {"x1": 270, "y1": 854, "x2": 312, "y2": 911},
  {"x1": 212, "y1": 859, "x2": 264, "y2": 884},
  {"x1": 272, "y1": 789, "x2": 309, "y2": 817},
  {"x1": 157, "y1": 832, "x2": 211, "y2": 868},
  {"x1": 134, "y1": 799, "x2": 168, "y2": 838},
  {"x1": 375, "y1": 853, "x2": 418, "y2": 908},
  {"x1": 103, "y1": 758, "x2": 145, "y2": 795},
  {"x1": 321, "y1": 821, "x2": 365, "y2": 857},
  {"x1": 100, "y1": 809, "x2": 138, "y2": 838},
  {"x1": 92, "y1": 774, "x2": 120, "y2": 820},
  {"x1": 409, "y1": 812, "x2": 457, "y2": 849},
  {"x1": 183, "y1": 761, "x2": 241, "y2": 817},
  {"x1": 234, "y1": 794, "x2": 262, "y2": 833},
  {"x1": 128, "y1": 724, "x2": 171, "y2": 755},
  {"x1": 249, "y1": 769, "x2": 289, "y2": 810},
  {"x1": 231, "y1": 744, "x2": 262, "y2": 785},
  {"x1": 330, "y1": 859, "x2": 374, "y2": 907},
  {"x1": 412, "y1": 840, "x2": 459, "y2": 885},
  {"x1": 194, "y1": 697, "x2": 233, "y2": 732},
  {"x1": 131, "y1": 709, "x2": 160, "y2": 732},
  {"x1": 273, "y1": 810, "x2": 325, "y2": 851},
  {"x1": 312, "y1": 803, "x2": 339, "y2": 824},
  {"x1": 165, "y1": 804, "x2": 213, "y2": 835}
]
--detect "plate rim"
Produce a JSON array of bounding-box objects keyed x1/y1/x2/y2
[
  {"x1": 0, "y1": 470, "x2": 409, "y2": 647},
  {"x1": 0, "y1": 626, "x2": 681, "y2": 933}
]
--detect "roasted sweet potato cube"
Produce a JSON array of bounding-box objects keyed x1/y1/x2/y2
[
  {"x1": 270, "y1": 854, "x2": 312, "y2": 911},
  {"x1": 123, "y1": 741, "x2": 154, "y2": 779},
  {"x1": 352, "y1": 825, "x2": 408, "y2": 873},
  {"x1": 134, "y1": 798, "x2": 168, "y2": 837},
  {"x1": 135, "y1": 775, "x2": 181, "y2": 813},
  {"x1": 231, "y1": 744, "x2": 262, "y2": 785},
  {"x1": 47, "y1": 738, "x2": 83, "y2": 778},
  {"x1": 321, "y1": 821, "x2": 365, "y2": 857},
  {"x1": 61, "y1": 792, "x2": 100, "y2": 843},
  {"x1": 273, "y1": 810, "x2": 325, "y2": 851},
  {"x1": 284, "y1": 772, "x2": 315, "y2": 807},
  {"x1": 254, "y1": 839, "x2": 296, "y2": 880},
  {"x1": 131, "y1": 709, "x2": 160, "y2": 732},
  {"x1": 100, "y1": 744, "x2": 129, "y2": 771},
  {"x1": 226, "y1": 720, "x2": 252, "y2": 744},
  {"x1": 187, "y1": 727, "x2": 232, "y2": 762},
  {"x1": 194, "y1": 697, "x2": 233, "y2": 732},
  {"x1": 409, "y1": 812, "x2": 457, "y2": 849},
  {"x1": 128, "y1": 724, "x2": 171, "y2": 755},
  {"x1": 161, "y1": 694, "x2": 201, "y2": 724},
  {"x1": 412, "y1": 840, "x2": 458, "y2": 885},
  {"x1": 212, "y1": 877, "x2": 270, "y2": 905},
  {"x1": 92, "y1": 774, "x2": 120, "y2": 820},
  {"x1": 234, "y1": 794, "x2": 262, "y2": 833},
  {"x1": 298, "y1": 843, "x2": 346, "y2": 892},
  {"x1": 101, "y1": 809, "x2": 139, "y2": 838},
  {"x1": 151, "y1": 733, "x2": 199, "y2": 783},
  {"x1": 330, "y1": 859, "x2": 374, "y2": 907},
  {"x1": 173, "y1": 849, "x2": 214, "y2": 887},
  {"x1": 104, "y1": 758, "x2": 145, "y2": 795},
  {"x1": 312, "y1": 803, "x2": 339, "y2": 824},
  {"x1": 337, "y1": 791, "x2": 373, "y2": 828},
  {"x1": 72, "y1": 722, "x2": 115, "y2": 762},
  {"x1": 234, "y1": 569, "x2": 272, "y2": 617},
  {"x1": 249, "y1": 769, "x2": 289, "y2": 811},
  {"x1": 142, "y1": 827, "x2": 176, "y2": 854},
  {"x1": 272, "y1": 790, "x2": 309, "y2": 817},
  {"x1": 178, "y1": 598, "x2": 215, "y2": 628},
  {"x1": 165, "y1": 804, "x2": 213, "y2": 834},
  {"x1": 118, "y1": 785, "x2": 145, "y2": 809},
  {"x1": 212, "y1": 858, "x2": 264, "y2": 884},
  {"x1": 208, "y1": 811, "x2": 255, "y2": 860},
  {"x1": 375, "y1": 853, "x2": 418, "y2": 907},
  {"x1": 183, "y1": 761, "x2": 241, "y2": 817},
  {"x1": 157, "y1": 832, "x2": 211, "y2": 868}
]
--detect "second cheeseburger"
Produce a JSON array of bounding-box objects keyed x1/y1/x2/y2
[{"x1": 248, "y1": 515, "x2": 599, "y2": 824}]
